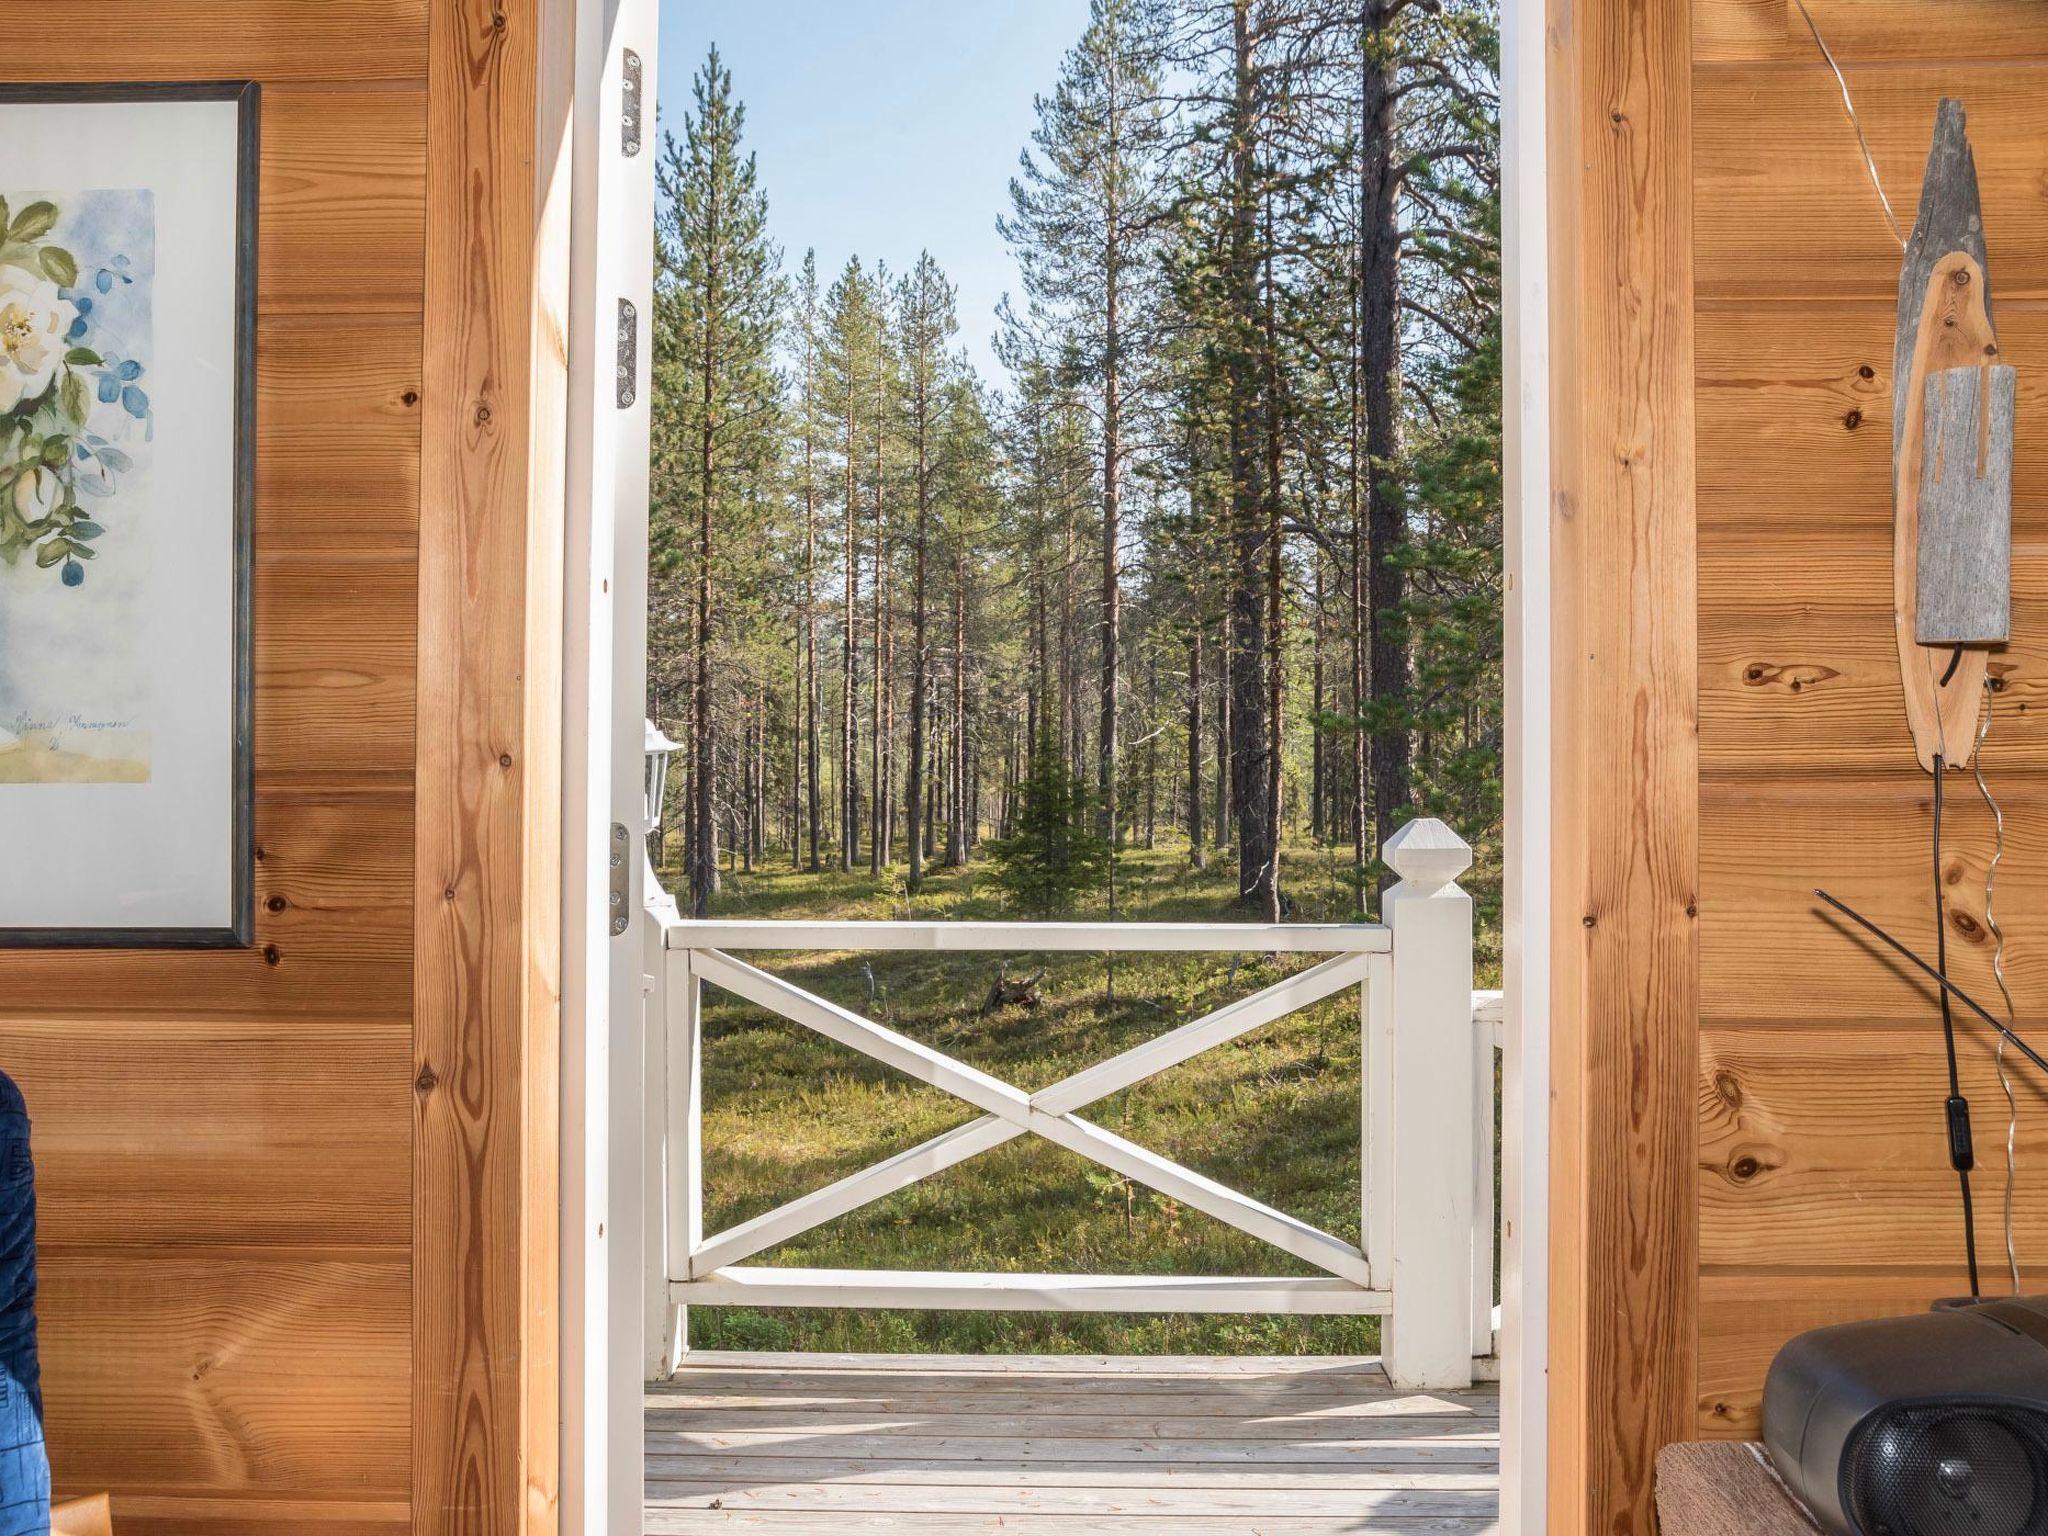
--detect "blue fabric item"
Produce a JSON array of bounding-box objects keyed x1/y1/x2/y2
[{"x1": 0, "y1": 1073, "x2": 47, "y2": 1536}]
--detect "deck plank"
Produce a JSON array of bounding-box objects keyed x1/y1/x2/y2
[{"x1": 648, "y1": 1353, "x2": 1499, "y2": 1532}]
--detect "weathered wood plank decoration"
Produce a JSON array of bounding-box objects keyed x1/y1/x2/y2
[
  {"x1": 1916, "y1": 363, "x2": 2015, "y2": 645},
  {"x1": 1894, "y1": 98, "x2": 2008, "y2": 769}
]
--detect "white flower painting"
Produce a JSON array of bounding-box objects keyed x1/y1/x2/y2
[
  {"x1": 0, "y1": 84, "x2": 253, "y2": 944},
  {"x1": 0, "y1": 188, "x2": 154, "y2": 784}
]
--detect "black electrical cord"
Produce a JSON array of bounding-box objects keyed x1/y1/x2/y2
[
  {"x1": 1816, "y1": 890, "x2": 2048, "y2": 1081},
  {"x1": 1933, "y1": 750, "x2": 1982, "y2": 1299}
]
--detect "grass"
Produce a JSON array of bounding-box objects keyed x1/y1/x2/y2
[{"x1": 672, "y1": 833, "x2": 1500, "y2": 1357}]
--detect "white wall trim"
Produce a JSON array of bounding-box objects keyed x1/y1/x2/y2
[{"x1": 1500, "y1": 0, "x2": 1551, "y2": 1527}]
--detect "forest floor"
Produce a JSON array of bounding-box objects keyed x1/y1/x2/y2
[{"x1": 667, "y1": 835, "x2": 1500, "y2": 1357}]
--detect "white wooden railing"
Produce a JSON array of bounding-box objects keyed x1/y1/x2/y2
[{"x1": 641, "y1": 818, "x2": 1493, "y2": 1391}]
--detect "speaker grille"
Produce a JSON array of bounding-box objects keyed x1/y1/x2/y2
[{"x1": 1845, "y1": 1404, "x2": 2048, "y2": 1535}]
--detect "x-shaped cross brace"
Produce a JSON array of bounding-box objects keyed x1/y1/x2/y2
[{"x1": 683, "y1": 947, "x2": 1378, "y2": 1287}]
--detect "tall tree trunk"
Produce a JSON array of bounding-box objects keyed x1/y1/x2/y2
[
  {"x1": 1226, "y1": 0, "x2": 1274, "y2": 914},
  {"x1": 1258, "y1": 196, "x2": 1285, "y2": 923},
  {"x1": 1059, "y1": 490, "x2": 1076, "y2": 778},
  {"x1": 786, "y1": 635, "x2": 798, "y2": 868},
  {"x1": 1349, "y1": 227, "x2": 1370, "y2": 912},
  {"x1": 1215, "y1": 606, "x2": 1231, "y2": 848},
  {"x1": 947, "y1": 549, "x2": 968, "y2": 865},
  {"x1": 907, "y1": 407, "x2": 930, "y2": 891},
  {"x1": 691, "y1": 263, "x2": 719, "y2": 916},
  {"x1": 691, "y1": 517, "x2": 717, "y2": 911},
  {"x1": 803, "y1": 402, "x2": 822, "y2": 872},
  {"x1": 1144, "y1": 650, "x2": 1158, "y2": 849},
  {"x1": 1360, "y1": 0, "x2": 1409, "y2": 882},
  {"x1": 1187, "y1": 626, "x2": 1205, "y2": 869},
  {"x1": 1099, "y1": 160, "x2": 1123, "y2": 852},
  {"x1": 754, "y1": 689, "x2": 767, "y2": 865},
  {"x1": 841, "y1": 404, "x2": 860, "y2": 870},
  {"x1": 870, "y1": 477, "x2": 887, "y2": 876},
  {"x1": 1312, "y1": 555, "x2": 1326, "y2": 843},
  {"x1": 740, "y1": 695, "x2": 756, "y2": 874},
  {"x1": 870, "y1": 359, "x2": 889, "y2": 876}
]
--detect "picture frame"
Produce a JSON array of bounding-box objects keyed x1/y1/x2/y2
[{"x1": 0, "y1": 81, "x2": 258, "y2": 948}]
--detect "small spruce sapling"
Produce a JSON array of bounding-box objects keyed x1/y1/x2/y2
[{"x1": 984, "y1": 737, "x2": 1111, "y2": 919}]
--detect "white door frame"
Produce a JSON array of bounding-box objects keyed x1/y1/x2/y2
[
  {"x1": 558, "y1": 0, "x2": 657, "y2": 1528},
  {"x1": 1500, "y1": 1, "x2": 1551, "y2": 1528},
  {"x1": 555, "y1": 4, "x2": 1551, "y2": 1528}
]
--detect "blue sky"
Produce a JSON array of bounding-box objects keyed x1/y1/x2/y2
[{"x1": 657, "y1": 0, "x2": 1093, "y2": 381}]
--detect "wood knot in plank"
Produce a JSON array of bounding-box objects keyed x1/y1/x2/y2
[
  {"x1": 1741, "y1": 661, "x2": 1839, "y2": 693},
  {"x1": 1725, "y1": 1148, "x2": 1776, "y2": 1185}
]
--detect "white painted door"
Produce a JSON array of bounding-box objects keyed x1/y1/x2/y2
[{"x1": 559, "y1": 0, "x2": 658, "y2": 1529}]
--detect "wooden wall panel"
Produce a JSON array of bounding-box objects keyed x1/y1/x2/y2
[
  {"x1": 255, "y1": 557, "x2": 418, "y2": 784},
  {"x1": 1690, "y1": 4, "x2": 2048, "y2": 1451},
  {"x1": 1702, "y1": 1024, "x2": 2048, "y2": 1268},
  {"x1": 11, "y1": 1011, "x2": 410, "y2": 1251},
  {"x1": 1695, "y1": 1270, "x2": 2026, "y2": 1437},
  {"x1": 1546, "y1": 0, "x2": 1701, "y2": 1525},
  {"x1": 1698, "y1": 303, "x2": 2048, "y2": 537},
  {"x1": 261, "y1": 88, "x2": 427, "y2": 317},
  {"x1": 412, "y1": 0, "x2": 565, "y2": 1530},
  {"x1": 39, "y1": 1255, "x2": 409, "y2": 1501},
  {"x1": 1698, "y1": 550, "x2": 2048, "y2": 781},
  {"x1": 0, "y1": 3, "x2": 442, "y2": 1531},
  {"x1": 1696, "y1": 65, "x2": 2048, "y2": 300},
  {"x1": 6, "y1": 3, "x2": 430, "y2": 83},
  {"x1": 1701, "y1": 782, "x2": 2048, "y2": 1024},
  {"x1": 257, "y1": 319, "x2": 423, "y2": 555},
  {"x1": 1695, "y1": 0, "x2": 2048, "y2": 66}
]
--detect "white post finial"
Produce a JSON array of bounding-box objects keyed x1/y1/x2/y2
[
  {"x1": 1384, "y1": 817, "x2": 1474, "y2": 894},
  {"x1": 1378, "y1": 815, "x2": 1478, "y2": 1391}
]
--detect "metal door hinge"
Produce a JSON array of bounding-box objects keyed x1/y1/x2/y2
[
  {"x1": 617, "y1": 299, "x2": 637, "y2": 409},
  {"x1": 609, "y1": 823, "x2": 631, "y2": 936},
  {"x1": 622, "y1": 49, "x2": 643, "y2": 157}
]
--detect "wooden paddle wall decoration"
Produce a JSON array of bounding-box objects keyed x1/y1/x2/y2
[{"x1": 1895, "y1": 99, "x2": 2014, "y2": 771}]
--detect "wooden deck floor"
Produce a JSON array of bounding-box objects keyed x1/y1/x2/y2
[{"x1": 646, "y1": 1351, "x2": 1501, "y2": 1534}]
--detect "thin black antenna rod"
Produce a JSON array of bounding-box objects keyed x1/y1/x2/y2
[{"x1": 1816, "y1": 887, "x2": 2048, "y2": 1081}]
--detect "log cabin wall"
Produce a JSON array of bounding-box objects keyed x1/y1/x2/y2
[
  {"x1": 1551, "y1": 0, "x2": 2048, "y2": 1525},
  {"x1": 1692, "y1": 0, "x2": 2048, "y2": 1441},
  {"x1": 0, "y1": 2, "x2": 563, "y2": 1532}
]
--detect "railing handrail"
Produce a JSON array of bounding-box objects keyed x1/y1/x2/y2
[{"x1": 658, "y1": 917, "x2": 1391, "y2": 953}]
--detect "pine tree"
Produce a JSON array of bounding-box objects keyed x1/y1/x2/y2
[
  {"x1": 789, "y1": 249, "x2": 827, "y2": 870},
  {"x1": 821, "y1": 257, "x2": 882, "y2": 870},
  {"x1": 1002, "y1": 0, "x2": 1172, "y2": 862},
  {"x1": 655, "y1": 46, "x2": 783, "y2": 918},
  {"x1": 895, "y1": 253, "x2": 960, "y2": 891},
  {"x1": 985, "y1": 735, "x2": 1112, "y2": 919}
]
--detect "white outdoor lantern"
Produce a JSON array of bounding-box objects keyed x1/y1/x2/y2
[{"x1": 644, "y1": 718, "x2": 681, "y2": 835}]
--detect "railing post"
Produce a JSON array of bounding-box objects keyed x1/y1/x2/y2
[
  {"x1": 1473, "y1": 995, "x2": 1504, "y2": 1364},
  {"x1": 642, "y1": 868, "x2": 679, "y2": 1381},
  {"x1": 661, "y1": 941, "x2": 702, "y2": 1379},
  {"x1": 1381, "y1": 818, "x2": 1476, "y2": 1390}
]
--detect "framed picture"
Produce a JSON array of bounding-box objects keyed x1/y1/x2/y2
[{"x1": 0, "y1": 83, "x2": 258, "y2": 947}]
